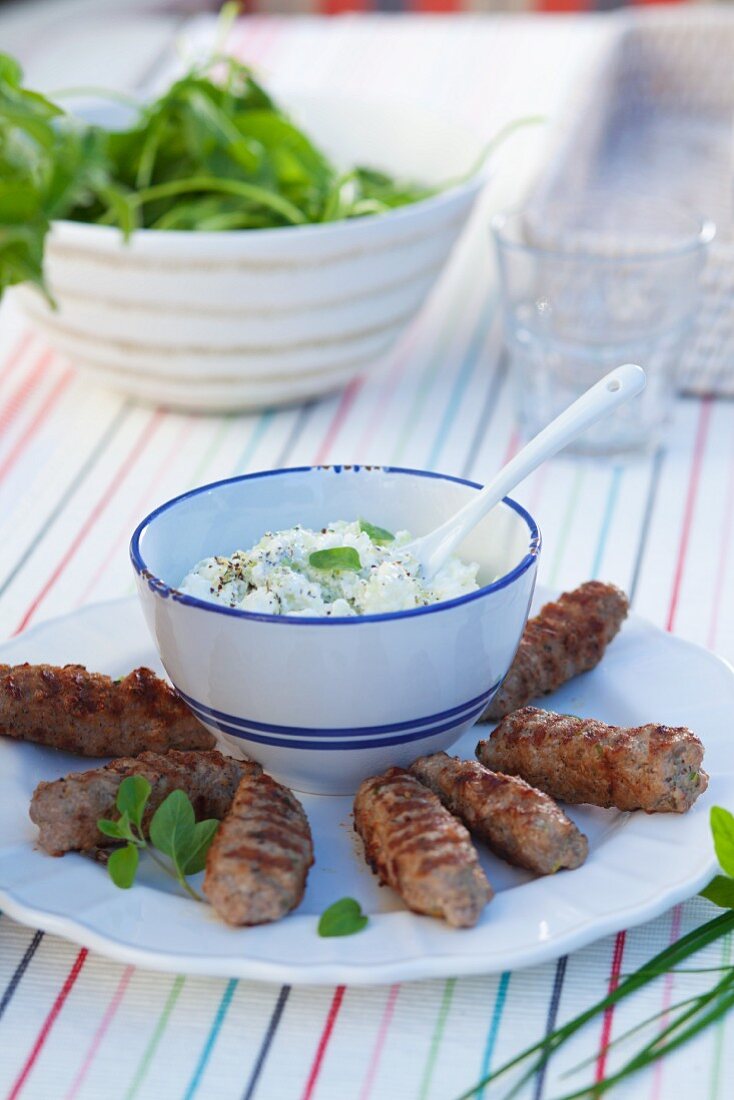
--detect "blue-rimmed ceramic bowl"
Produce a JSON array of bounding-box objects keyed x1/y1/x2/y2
[{"x1": 130, "y1": 466, "x2": 540, "y2": 794}]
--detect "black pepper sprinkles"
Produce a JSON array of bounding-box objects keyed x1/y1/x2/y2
[{"x1": 178, "y1": 521, "x2": 480, "y2": 617}]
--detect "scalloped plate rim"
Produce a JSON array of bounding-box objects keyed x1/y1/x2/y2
[{"x1": 0, "y1": 594, "x2": 730, "y2": 985}]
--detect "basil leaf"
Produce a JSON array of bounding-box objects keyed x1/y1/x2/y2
[
  {"x1": 309, "y1": 547, "x2": 362, "y2": 572},
  {"x1": 97, "y1": 818, "x2": 126, "y2": 840},
  {"x1": 183, "y1": 819, "x2": 220, "y2": 875},
  {"x1": 700, "y1": 875, "x2": 734, "y2": 909},
  {"x1": 711, "y1": 806, "x2": 734, "y2": 877},
  {"x1": 116, "y1": 775, "x2": 151, "y2": 830},
  {"x1": 359, "y1": 519, "x2": 394, "y2": 544},
  {"x1": 318, "y1": 897, "x2": 369, "y2": 938},
  {"x1": 149, "y1": 790, "x2": 195, "y2": 865},
  {"x1": 107, "y1": 843, "x2": 139, "y2": 889}
]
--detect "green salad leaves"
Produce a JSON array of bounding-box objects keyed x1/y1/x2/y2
[
  {"x1": 0, "y1": 43, "x2": 434, "y2": 303},
  {"x1": 0, "y1": 54, "x2": 110, "y2": 299}
]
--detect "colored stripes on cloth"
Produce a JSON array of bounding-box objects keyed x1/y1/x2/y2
[
  {"x1": 6, "y1": 949, "x2": 88, "y2": 1100},
  {"x1": 242, "y1": 0, "x2": 691, "y2": 12},
  {"x1": 0, "y1": 11, "x2": 732, "y2": 1100}
]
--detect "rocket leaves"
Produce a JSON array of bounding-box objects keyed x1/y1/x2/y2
[{"x1": 0, "y1": 18, "x2": 436, "y2": 304}]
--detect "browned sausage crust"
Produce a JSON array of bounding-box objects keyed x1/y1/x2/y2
[
  {"x1": 353, "y1": 767, "x2": 492, "y2": 928},
  {"x1": 1, "y1": 664, "x2": 215, "y2": 756},
  {"x1": 203, "y1": 773, "x2": 314, "y2": 925},
  {"x1": 477, "y1": 707, "x2": 708, "y2": 813},
  {"x1": 30, "y1": 750, "x2": 257, "y2": 856},
  {"x1": 410, "y1": 752, "x2": 588, "y2": 874},
  {"x1": 482, "y1": 582, "x2": 629, "y2": 722}
]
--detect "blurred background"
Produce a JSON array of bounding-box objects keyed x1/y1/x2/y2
[{"x1": 3, "y1": 0, "x2": 727, "y2": 10}]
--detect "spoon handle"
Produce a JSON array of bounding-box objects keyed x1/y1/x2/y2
[{"x1": 414, "y1": 363, "x2": 646, "y2": 579}]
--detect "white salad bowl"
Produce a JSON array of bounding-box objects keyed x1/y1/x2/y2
[
  {"x1": 130, "y1": 466, "x2": 540, "y2": 795},
  {"x1": 15, "y1": 95, "x2": 487, "y2": 413}
]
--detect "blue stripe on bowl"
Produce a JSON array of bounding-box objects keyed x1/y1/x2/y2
[
  {"x1": 175, "y1": 684, "x2": 498, "y2": 737},
  {"x1": 196, "y1": 699, "x2": 490, "y2": 751}
]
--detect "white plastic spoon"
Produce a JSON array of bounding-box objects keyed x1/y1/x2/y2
[{"x1": 407, "y1": 362, "x2": 646, "y2": 580}]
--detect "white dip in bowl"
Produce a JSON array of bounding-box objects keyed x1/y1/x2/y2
[{"x1": 179, "y1": 520, "x2": 479, "y2": 617}]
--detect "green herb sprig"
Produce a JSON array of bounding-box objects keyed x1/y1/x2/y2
[
  {"x1": 453, "y1": 805, "x2": 734, "y2": 1100},
  {"x1": 99, "y1": 776, "x2": 219, "y2": 901},
  {"x1": 318, "y1": 897, "x2": 368, "y2": 937}
]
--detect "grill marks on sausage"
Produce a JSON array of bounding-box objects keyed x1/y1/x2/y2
[
  {"x1": 29, "y1": 750, "x2": 258, "y2": 856},
  {"x1": 203, "y1": 772, "x2": 313, "y2": 925},
  {"x1": 353, "y1": 767, "x2": 492, "y2": 928},
  {"x1": 482, "y1": 582, "x2": 629, "y2": 722},
  {"x1": 1, "y1": 663, "x2": 215, "y2": 756},
  {"x1": 222, "y1": 845, "x2": 298, "y2": 874},
  {"x1": 477, "y1": 707, "x2": 708, "y2": 813},
  {"x1": 410, "y1": 752, "x2": 588, "y2": 875}
]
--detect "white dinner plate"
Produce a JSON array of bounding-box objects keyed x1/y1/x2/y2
[{"x1": 0, "y1": 592, "x2": 732, "y2": 985}]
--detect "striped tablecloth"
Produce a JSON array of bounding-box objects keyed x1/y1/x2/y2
[{"x1": 0, "y1": 12, "x2": 733, "y2": 1100}]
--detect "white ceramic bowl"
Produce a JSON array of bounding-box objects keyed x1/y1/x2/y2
[
  {"x1": 15, "y1": 95, "x2": 486, "y2": 413},
  {"x1": 131, "y1": 466, "x2": 540, "y2": 794}
]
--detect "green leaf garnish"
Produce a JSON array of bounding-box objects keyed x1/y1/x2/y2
[
  {"x1": 359, "y1": 519, "x2": 395, "y2": 544},
  {"x1": 107, "y1": 843, "x2": 139, "y2": 889},
  {"x1": 318, "y1": 897, "x2": 368, "y2": 937},
  {"x1": 99, "y1": 785, "x2": 216, "y2": 902},
  {"x1": 149, "y1": 790, "x2": 195, "y2": 865},
  {"x1": 701, "y1": 875, "x2": 734, "y2": 909},
  {"x1": 182, "y1": 819, "x2": 220, "y2": 875},
  {"x1": 97, "y1": 818, "x2": 127, "y2": 840},
  {"x1": 710, "y1": 806, "x2": 734, "y2": 877},
  {"x1": 309, "y1": 547, "x2": 362, "y2": 572},
  {"x1": 116, "y1": 775, "x2": 151, "y2": 830}
]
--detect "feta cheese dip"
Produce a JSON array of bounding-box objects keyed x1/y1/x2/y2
[{"x1": 179, "y1": 519, "x2": 480, "y2": 617}]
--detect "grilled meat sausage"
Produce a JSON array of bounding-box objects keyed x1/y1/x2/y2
[
  {"x1": 354, "y1": 767, "x2": 492, "y2": 928},
  {"x1": 482, "y1": 582, "x2": 629, "y2": 722},
  {"x1": 203, "y1": 772, "x2": 314, "y2": 925},
  {"x1": 410, "y1": 752, "x2": 587, "y2": 874},
  {"x1": 477, "y1": 707, "x2": 707, "y2": 813},
  {"x1": 1, "y1": 664, "x2": 215, "y2": 756},
  {"x1": 30, "y1": 750, "x2": 257, "y2": 856}
]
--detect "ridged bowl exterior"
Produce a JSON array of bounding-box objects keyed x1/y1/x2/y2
[{"x1": 17, "y1": 179, "x2": 482, "y2": 412}]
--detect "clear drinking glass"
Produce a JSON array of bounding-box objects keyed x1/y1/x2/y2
[{"x1": 492, "y1": 198, "x2": 715, "y2": 454}]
